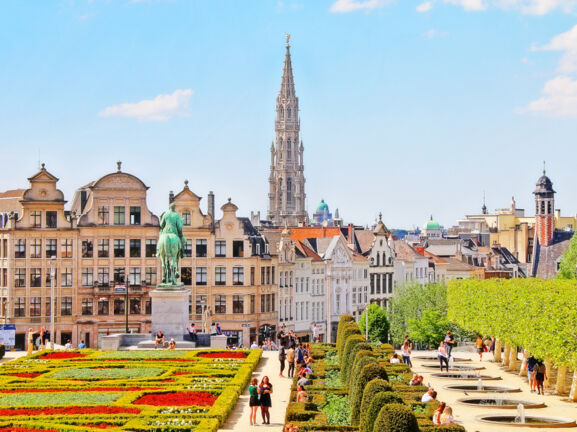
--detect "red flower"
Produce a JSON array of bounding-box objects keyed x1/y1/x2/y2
[
  {"x1": 134, "y1": 391, "x2": 217, "y2": 406},
  {"x1": 0, "y1": 406, "x2": 140, "y2": 417},
  {"x1": 1, "y1": 387, "x2": 162, "y2": 394},
  {"x1": 173, "y1": 372, "x2": 193, "y2": 376},
  {"x1": 0, "y1": 428, "x2": 57, "y2": 432},
  {"x1": 198, "y1": 352, "x2": 247, "y2": 359},
  {"x1": 8, "y1": 373, "x2": 41, "y2": 378},
  {"x1": 78, "y1": 424, "x2": 118, "y2": 429},
  {"x1": 39, "y1": 352, "x2": 87, "y2": 360}
]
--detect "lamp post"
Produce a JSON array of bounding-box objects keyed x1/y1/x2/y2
[
  {"x1": 365, "y1": 303, "x2": 369, "y2": 342},
  {"x1": 125, "y1": 284, "x2": 129, "y2": 334},
  {"x1": 49, "y1": 257, "x2": 56, "y2": 350}
]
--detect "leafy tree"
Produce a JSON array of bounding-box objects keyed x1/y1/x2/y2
[
  {"x1": 557, "y1": 231, "x2": 577, "y2": 279},
  {"x1": 359, "y1": 303, "x2": 390, "y2": 343},
  {"x1": 408, "y1": 309, "x2": 450, "y2": 347}
]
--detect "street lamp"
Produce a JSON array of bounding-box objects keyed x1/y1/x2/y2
[
  {"x1": 125, "y1": 284, "x2": 129, "y2": 334},
  {"x1": 49, "y1": 257, "x2": 56, "y2": 350}
]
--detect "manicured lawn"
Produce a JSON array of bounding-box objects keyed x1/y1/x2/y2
[{"x1": 51, "y1": 367, "x2": 164, "y2": 380}]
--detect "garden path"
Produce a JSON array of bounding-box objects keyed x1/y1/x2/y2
[{"x1": 219, "y1": 350, "x2": 291, "y2": 432}]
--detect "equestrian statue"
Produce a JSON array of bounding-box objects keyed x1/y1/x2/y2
[{"x1": 157, "y1": 203, "x2": 186, "y2": 286}]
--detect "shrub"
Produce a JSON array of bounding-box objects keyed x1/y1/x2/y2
[
  {"x1": 360, "y1": 391, "x2": 403, "y2": 432},
  {"x1": 321, "y1": 393, "x2": 351, "y2": 425},
  {"x1": 341, "y1": 336, "x2": 367, "y2": 379},
  {"x1": 360, "y1": 378, "x2": 393, "y2": 414},
  {"x1": 350, "y1": 363, "x2": 388, "y2": 425},
  {"x1": 348, "y1": 352, "x2": 377, "y2": 387},
  {"x1": 372, "y1": 403, "x2": 419, "y2": 432},
  {"x1": 336, "y1": 315, "x2": 355, "y2": 349},
  {"x1": 419, "y1": 425, "x2": 466, "y2": 432},
  {"x1": 344, "y1": 343, "x2": 372, "y2": 386},
  {"x1": 338, "y1": 323, "x2": 361, "y2": 360}
]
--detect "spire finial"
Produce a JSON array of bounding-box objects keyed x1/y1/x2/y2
[
  {"x1": 543, "y1": 160, "x2": 546, "y2": 176},
  {"x1": 41, "y1": 163, "x2": 45, "y2": 170},
  {"x1": 286, "y1": 33, "x2": 290, "y2": 47},
  {"x1": 379, "y1": 212, "x2": 382, "y2": 222},
  {"x1": 117, "y1": 161, "x2": 122, "y2": 172},
  {"x1": 184, "y1": 179, "x2": 189, "y2": 188},
  {"x1": 430, "y1": 214, "x2": 433, "y2": 221}
]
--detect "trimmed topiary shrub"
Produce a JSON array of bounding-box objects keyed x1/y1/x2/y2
[
  {"x1": 336, "y1": 315, "x2": 355, "y2": 348},
  {"x1": 372, "y1": 403, "x2": 419, "y2": 432},
  {"x1": 350, "y1": 363, "x2": 389, "y2": 425},
  {"x1": 360, "y1": 378, "x2": 393, "y2": 414},
  {"x1": 338, "y1": 323, "x2": 361, "y2": 359},
  {"x1": 360, "y1": 391, "x2": 404, "y2": 432},
  {"x1": 341, "y1": 335, "x2": 367, "y2": 378},
  {"x1": 343, "y1": 342, "x2": 372, "y2": 385},
  {"x1": 348, "y1": 351, "x2": 377, "y2": 387},
  {"x1": 419, "y1": 424, "x2": 466, "y2": 432}
]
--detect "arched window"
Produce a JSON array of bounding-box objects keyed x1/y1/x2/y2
[
  {"x1": 287, "y1": 140, "x2": 291, "y2": 160},
  {"x1": 279, "y1": 106, "x2": 284, "y2": 118},
  {"x1": 182, "y1": 210, "x2": 191, "y2": 226},
  {"x1": 287, "y1": 108, "x2": 291, "y2": 119},
  {"x1": 287, "y1": 178, "x2": 293, "y2": 204},
  {"x1": 540, "y1": 201, "x2": 545, "y2": 214},
  {"x1": 547, "y1": 201, "x2": 552, "y2": 214}
]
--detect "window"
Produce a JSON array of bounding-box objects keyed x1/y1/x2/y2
[
  {"x1": 250, "y1": 267, "x2": 255, "y2": 285},
  {"x1": 61, "y1": 297, "x2": 72, "y2": 316},
  {"x1": 114, "y1": 206, "x2": 125, "y2": 225},
  {"x1": 215, "y1": 240, "x2": 226, "y2": 257},
  {"x1": 145, "y1": 299, "x2": 152, "y2": 314},
  {"x1": 196, "y1": 267, "x2": 207, "y2": 286},
  {"x1": 46, "y1": 211, "x2": 57, "y2": 228},
  {"x1": 233, "y1": 241, "x2": 244, "y2": 257},
  {"x1": 30, "y1": 211, "x2": 41, "y2": 228},
  {"x1": 98, "y1": 206, "x2": 109, "y2": 224},
  {"x1": 214, "y1": 295, "x2": 226, "y2": 314},
  {"x1": 98, "y1": 239, "x2": 109, "y2": 258},
  {"x1": 184, "y1": 240, "x2": 192, "y2": 258},
  {"x1": 30, "y1": 297, "x2": 41, "y2": 317},
  {"x1": 250, "y1": 295, "x2": 255, "y2": 314},
  {"x1": 82, "y1": 240, "x2": 93, "y2": 258},
  {"x1": 145, "y1": 267, "x2": 157, "y2": 285},
  {"x1": 113, "y1": 298, "x2": 125, "y2": 315},
  {"x1": 14, "y1": 298, "x2": 25, "y2": 317},
  {"x1": 46, "y1": 239, "x2": 57, "y2": 258},
  {"x1": 98, "y1": 298, "x2": 109, "y2": 315},
  {"x1": 271, "y1": 267, "x2": 275, "y2": 284},
  {"x1": 128, "y1": 267, "x2": 141, "y2": 285},
  {"x1": 233, "y1": 267, "x2": 244, "y2": 285},
  {"x1": 45, "y1": 268, "x2": 56, "y2": 286},
  {"x1": 196, "y1": 239, "x2": 207, "y2": 257},
  {"x1": 195, "y1": 295, "x2": 207, "y2": 314},
  {"x1": 82, "y1": 298, "x2": 93, "y2": 316},
  {"x1": 97, "y1": 268, "x2": 109, "y2": 286},
  {"x1": 1, "y1": 239, "x2": 6, "y2": 258},
  {"x1": 61, "y1": 268, "x2": 72, "y2": 287},
  {"x1": 181, "y1": 267, "x2": 192, "y2": 286},
  {"x1": 30, "y1": 239, "x2": 42, "y2": 258},
  {"x1": 15, "y1": 239, "x2": 26, "y2": 258},
  {"x1": 1, "y1": 268, "x2": 6, "y2": 287},
  {"x1": 261, "y1": 295, "x2": 266, "y2": 313},
  {"x1": 145, "y1": 240, "x2": 157, "y2": 257},
  {"x1": 114, "y1": 239, "x2": 125, "y2": 258},
  {"x1": 182, "y1": 210, "x2": 191, "y2": 226},
  {"x1": 81, "y1": 268, "x2": 93, "y2": 287},
  {"x1": 30, "y1": 268, "x2": 42, "y2": 287},
  {"x1": 130, "y1": 298, "x2": 141, "y2": 314},
  {"x1": 61, "y1": 239, "x2": 73, "y2": 258},
  {"x1": 45, "y1": 297, "x2": 53, "y2": 317},
  {"x1": 215, "y1": 267, "x2": 226, "y2": 285},
  {"x1": 113, "y1": 268, "x2": 125, "y2": 285},
  {"x1": 129, "y1": 239, "x2": 141, "y2": 258},
  {"x1": 130, "y1": 207, "x2": 141, "y2": 225},
  {"x1": 233, "y1": 295, "x2": 244, "y2": 314}
]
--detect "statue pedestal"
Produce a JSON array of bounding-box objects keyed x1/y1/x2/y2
[{"x1": 150, "y1": 287, "x2": 189, "y2": 342}]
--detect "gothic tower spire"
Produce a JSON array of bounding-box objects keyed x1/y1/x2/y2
[{"x1": 267, "y1": 35, "x2": 307, "y2": 227}]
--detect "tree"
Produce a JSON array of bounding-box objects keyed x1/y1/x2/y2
[
  {"x1": 408, "y1": 309, "x2": 449, "y2": 347},
  {"x1": 557, "y1": 231, "x2": 577, "y2": 279},
  {"x1": 359, "y1": 303, "x2": 390, "y2": 343}
]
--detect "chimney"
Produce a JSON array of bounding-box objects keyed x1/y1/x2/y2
[
  {"x1": 555, "y1": 209, "x2": 561, "y2": 220},
  {"x1": 416, "y1": 246, "x2": 425, "y2": 256},
  {"x1": 208, "y1": 191, "x2": 215, "y2": 224},
  {"x1": 347, "y1": 223, "x2": 354, "y2": 246}
]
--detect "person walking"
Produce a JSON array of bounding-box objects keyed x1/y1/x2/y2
[
  {"x1": 312, "y1": 323, "x2": 319, "y2": 343},
  {"x1": 259, "y1": 376, "x2": 273, "y2": 424},
  {"x1": 527, "y1": 355, "x2": 538, "y2": 392},
  {"x1": 534, "y1": 361, "x2": 547, "y2": 395},
  {"x1": 401, "y1": 341, "x2": 412, "y2": 367},
  {"x1": 445, "y1": 331, "x2": 455, "y2": 358},
  {"x1": 438, "y1": 341, "x2": 449, "y2": 372},
  {"x1": 475, "y1": 335, "x2": 484, "y2": 361},
  {"x1": 248, "y1": 377, "x2": 260, "y2": 425},
  {"x1": 287, "y1": 345, "x2": 296, "y2": 378},
  {"x1": 27, "y1": 328, "x2": 36, "y2": 355},
  {"x1": 279, "y1": 345, "x2": 287, "y2": 377}
]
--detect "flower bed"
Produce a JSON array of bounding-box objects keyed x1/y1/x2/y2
[{"x1": 0, "y1": 349, "x2": 262, "y2": 431}]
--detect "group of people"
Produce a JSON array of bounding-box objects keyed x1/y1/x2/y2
[
  {"x1": 154, "y1": 330, "x2": 176, "y2": 349},
  {"x1": 437, "y1": 331, "x2": 456, "y2": 371},
  {"x1": 419, "y1": 386, "x2": 455, "y2": 425},
  {"x1": 525, "y1": 354, "x2": 547, "y2": 395},
  {"x1": 27, "y1": 327, "x2": 88, "y2": 353},
  {"x1": 248, "y1": 376, "x2": 273, "y2": 425}
]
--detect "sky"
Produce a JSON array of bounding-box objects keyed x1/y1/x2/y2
[{"x1": 1, "y1": 0, "x2": 577, "y2": 230}]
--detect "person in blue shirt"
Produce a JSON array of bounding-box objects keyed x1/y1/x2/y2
[
  {"x1": 216, "y1": 323, "x2": 222, "y2": 335},
  {"x1": 77, "y1": 340, "x2": 86, "y2": 349}
]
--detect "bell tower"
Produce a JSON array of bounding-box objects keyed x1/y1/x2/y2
[{"x1": 534, "y1": 164, "x2": 556, "y2": 247}]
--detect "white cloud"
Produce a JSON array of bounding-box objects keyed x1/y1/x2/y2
[
  {"x1": 422, "y1": 29, "x2": 449, "y2": 38},
  {"x1": 524, "y1": 76, "x2": 577, "y2": 117},
  {"x1": 329, "y1": 0, "x2": 391, "y2": 13},
  {"x1": 437, "y1": 0, "x2": 577, "y2": 13},
  {"x1": 444, "y1": 0, "x2": 487, "y2": 11},
  {"x1": 99, "y1": 89, "x2": 193, "y2": 122},
  {"x1": 533, "y1": 24, "x2": 577, "y2": 74},
  {"x1": 416, "y1": 1, "x2": 433, "y2": 11}
]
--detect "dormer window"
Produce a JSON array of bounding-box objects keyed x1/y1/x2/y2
[{"x1": 182, "y1": 210, "x2": 191, "y2": 226}]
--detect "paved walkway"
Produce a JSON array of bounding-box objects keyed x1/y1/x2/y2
[
  {"x1": 220, "y1": 350, "x2": 291, "y2": 432},
  {"x1": 411, "y1": 349, "x2": 577, "y2": 432},
  {"x1": 0, "y1": 350, "x2": 28, "y2": 365}
]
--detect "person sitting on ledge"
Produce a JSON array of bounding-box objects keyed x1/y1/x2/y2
[
  {"x1": 439, "y1": 406, "x2": 454, "y2": 424},
  {"x1": 167, "y1": 338, "x2": 176, "y2": 350},
  {"x1": 77, "y1": 340, "x2": 86, "y2": 349},
  {"x1": 410, "y1": 373, "x2": 423, "y2": 386},
  {"x1": 155, "y1": 331, "x2": 166, "y2": 348},
  {"x1": 421, "y1": 388, "x2": 437, "y2": 403},
  {"x1": 296, "y1": 384, "x2": 309, "y2": 403},
  {"x1": 390, "y1": 353, "x2": 401, "y2": 364}
]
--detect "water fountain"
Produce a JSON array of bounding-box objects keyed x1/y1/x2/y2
[
  {"x1": 429, "y1": 373, "x2": 501, "y2": 380},
  {"x1": 414, "y1": 355, "x2": 471, "y2": 362},
  {"x1": 458, "y1": 397, "x2": 546, "y2": 409},
  {"x1": 477, "y1": 377, "x2": 483, "y2": 391},
  {"x1": 477, "y1": 414, "x2": 576, "y2": 427},
  {"x1": 515, "y1": 403, "x2": 526, "y2": 424},
  {"x1": 443, "y1": 384, "x2": 521, "y2": 393},
  {"x1": 420, "y1": 363, "x2": 484, "y2": 371}
]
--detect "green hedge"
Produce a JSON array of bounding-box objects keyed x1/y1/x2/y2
[
  {"x1": 336, "y1": 315, "x2": 355, "y2": 351},
  {"x1": 342, "y1": 337, "x2": 370, "y2": 382},
  {"x1": 360, "y1": 378, "x2": 393, "y2": 414},
  {"x1": 348, "y1": 353, "x2": 377, "y2": 387},
  {"x1": 350, "y1": 363, "x2": 388, "y2": 425},
  {"x1": 338, "y1": 323, "x2": 361, "y2": 360},
  {"x1": 360, "y1": 391, "x2": 403, "y2": 432},
  {"x1": 373, "y1": 403, "x2": 419, "y2": 432}
]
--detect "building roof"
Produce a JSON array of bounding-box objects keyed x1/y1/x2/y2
[
  {"x1": 355, "y1": 230, "x2": 375, "y2": 255},
  {"x1": 534, "y1": 170, "x2": 555, "y2": 195},
  {"x1": 443, "y1": 257, "x2": 476, "y2": 272},
  {"x1": 394, "y1": 240, "x2": 424, "y2": 262},
  {"x1": 316, "y1": 199, "x2": 329, "y2": 212},
  {"x1": 424, "y1": 215, "x2": 440, "y2": 231},
  {"x1": 533, "y1": 231, "x2": 573, "y2": 279},
  {"x1": 294, "y1": 240, "x2": 323, "y2": 262},
  {"x1": 0, "y1": 189, "x2": 25, "y2": 199},
  {"x1": 289, "y1": 226, "x2": 341, "y2": 242}
]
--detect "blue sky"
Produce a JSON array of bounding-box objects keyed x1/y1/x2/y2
[{"x1": 1, "y1": 0, "x2": 577, "y2": 229}]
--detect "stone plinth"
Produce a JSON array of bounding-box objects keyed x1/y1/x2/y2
[
  {"x1": 150, "y1": 287, "x2": 189, "y2": 342},
  {"x1": 211, "y1": 335, "x2": 228, "y2": 349}
]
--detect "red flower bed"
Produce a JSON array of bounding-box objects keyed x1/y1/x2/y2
[
  {"x1": 39, "y1": 352, "x2": 87, "y2": 360},
  {"x1": 144, "y1": 358, "x2": 194, "y2": 362},
  {"x1": 134, "y1": 391, "x2": 217, "y2": 406},
  {"x1": 173, "y1": 372, "x2": 193, "y2": 376},
  {"x1": 198, "y1": 352, "x2": 246, "y2": 359},
  {"x1": 78, "y1": 424, "x2": 118, "y2": 429},
  {"x1": 0, "y1": 428, "x2": 57, "y2": 432},
  {"x1": 8, "y1": 373, "x2": 41, "y2": 378},
  {"x1": 0, "y1": 406, "x2": 140, "y2": 417},
  {"x1": 1, "y1": 386, "x2": 162, "y2": 394}
]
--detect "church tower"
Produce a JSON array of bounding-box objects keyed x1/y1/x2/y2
[
  {"x1": 534, "y1": 166, "x2": 556, "y2": 247},
  {"x1": 267, "y1": 35, "x2": 307, "y2": 227}
]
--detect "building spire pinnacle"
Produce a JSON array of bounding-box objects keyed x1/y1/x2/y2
[{"x1": 543, "y1": 160, "x2": 546, "y2": 176}]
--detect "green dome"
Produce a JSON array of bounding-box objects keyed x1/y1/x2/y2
[
  {"x1": 316, "y1": 199, "x2": 329, "y2": 212},
  {"x1": 423, "y1": 216, "x2": 440, "y2": 231}
]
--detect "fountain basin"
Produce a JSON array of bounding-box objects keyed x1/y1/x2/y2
[
  {"x1": 414, "y1": 355, "x2": 471, "y2": 362},
  {"x1": 477, "y1": 415, "x2": 576, "y2": 428},
  {"x1": 420, "y1": 363, "x2": 485, "y2": 371},
  {"x1": 443, "y1": 384, "x2": 521, "y2": 393},
  {"x1": 459, "y1": 398, "x2": 546, "y2": 409},
  {"x1": 430, "y1": 373, "x2": 501, "y2": 380}
]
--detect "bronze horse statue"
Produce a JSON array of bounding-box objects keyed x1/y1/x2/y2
[{"x1": 157, "y1": 203, "x2": 186, "y2": 286}]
